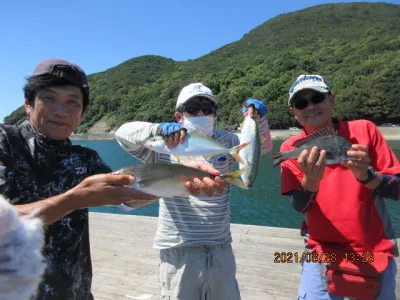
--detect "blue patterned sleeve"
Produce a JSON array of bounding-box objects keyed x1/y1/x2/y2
[
  {"x1": 0, "y1": 128, "x2": 13, "y2": 198},
  {"x1": 374, "y1": 174, "x2": 400, "y2": 200},
  {"x1": 90, "y1": 151, "x2": 112, "y2": 175}
]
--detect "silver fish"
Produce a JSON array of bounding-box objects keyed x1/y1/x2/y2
[
  {"x1": 114, "y1": 162, "x2": 249, "y2": 198},
  {"x1": 270, "y1": 127, "x2": 352, "y2": 166},
  {"x1": 238, "y1": 116, "x2": 261, "y2": 188},
  {"x1": 143, "y1": 133, "x2": 249, "y2": 164}
]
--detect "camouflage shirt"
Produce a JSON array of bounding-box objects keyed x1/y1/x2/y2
[{"x1": 0, "y1": 121, "x2": 111, "y2": 300}]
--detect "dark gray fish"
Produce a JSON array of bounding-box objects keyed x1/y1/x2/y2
[{"x1": 270, "y1": 127, "x2": 352, "y2": 166}]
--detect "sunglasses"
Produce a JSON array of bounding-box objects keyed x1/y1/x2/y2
[
  {"x1": 291, "y1": 93, "x2": 328, "y2": 110},
  {"x1": 180, "y1": 104, "x2": 218, "y2": 115}
]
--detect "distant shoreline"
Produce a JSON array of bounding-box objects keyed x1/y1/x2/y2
[{"x1": 70, "y1": 127, "x2": 400, "y2": 141}]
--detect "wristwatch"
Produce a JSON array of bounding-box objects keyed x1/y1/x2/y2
[{"x1": 357, "y1": 166, "x2": 377, "y2": 185}]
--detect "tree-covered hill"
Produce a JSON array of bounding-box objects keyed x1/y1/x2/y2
[{"x1": 4, "y1": 2, "x2": 400, "y2": 131}]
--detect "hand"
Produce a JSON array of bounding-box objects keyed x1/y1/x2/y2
[
  {"x1": 345, "y1": 144, "x2": 371, "y2": 181},
  {"x1": 182, "y1": 160, "x2": 228, "y2": 197},
  {"x1": 157, "y1": 122, "x2": 187, "y2": 148},
  {"x1": 242, "y1": 98, "x2": 267, "y2": 118},
  {"x1": 67, "y1": 174, "x2": 159, "y2": 208},
  {"x1": 298, "y1": 146, "x2": 327, "y2": 192}
]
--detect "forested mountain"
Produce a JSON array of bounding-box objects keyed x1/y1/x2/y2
[{"x1": 5, "y1": 2, "x2": 400, "y2": 131}]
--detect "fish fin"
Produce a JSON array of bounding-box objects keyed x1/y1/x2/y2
[
  {"x1": 192, "y1": 130, "x2": 206, "y2": 137},
  {"x1": 293, "y1": 126, "x2": 337, "y2": 147},
  {"x1": 222, "y1": 167, "x2": 249, "y2": 189},
  {"x1": 269, "y1": 152, "x2": 286, "y2": 166},
  {"x1": 171, "y1": 154, "x2": 180, "y2": 163},
  {"x1": 230, "y1": 142, "x2": 250, "y2": 164}
]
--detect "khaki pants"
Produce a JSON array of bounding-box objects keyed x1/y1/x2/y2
[{"x1": 159, "y1": 244, "x2": 241, "y2": 300}]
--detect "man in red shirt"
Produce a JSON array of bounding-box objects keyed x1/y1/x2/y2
[{"x1": 279, "y1": 74, "x2": 400, "y2": 299}]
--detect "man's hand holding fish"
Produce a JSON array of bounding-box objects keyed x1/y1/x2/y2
[
  {"x1": 298, "y1": 146, "x2": 327, "y2": 192},
  {"x1": 182, "y1": 160, "x2": 228, "y2": 197},
  {"x1": 66, "y1": 173, "x2": 159, "y2": 210},
  {"x1": 344, "y1": 144, "x2": 381, "y2": 189}
]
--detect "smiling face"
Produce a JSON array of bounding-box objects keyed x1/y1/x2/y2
[
  {"x1": 290, "y1": 89, "x2": 335, "y2": 133},
  {"x1": 25, "y1": 86, "x2": 84, "y2": 140}
]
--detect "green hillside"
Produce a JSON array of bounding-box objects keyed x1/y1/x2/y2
[{"x1": 4, "y1": 2, "x2": 400, "y2": 131}]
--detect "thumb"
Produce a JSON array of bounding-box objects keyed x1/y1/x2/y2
[{"x1": 105, "y1": 174, "x2": 135, "y2": 186}]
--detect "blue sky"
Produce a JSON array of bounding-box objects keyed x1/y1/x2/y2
[{"x1": 1, "y1": 0, "x2": 399, "y2": 122}]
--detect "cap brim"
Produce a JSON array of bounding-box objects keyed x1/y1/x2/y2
[
  {"x1": 288, "y1": 87, "x2": 330, "y2": 105},
  {"x1": 183, "y1": 94, "x2": 217, "y2": 105}
]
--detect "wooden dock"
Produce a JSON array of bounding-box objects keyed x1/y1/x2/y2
[{"x1": 89, "y1": 212, "x2": 400, "y2": 300}]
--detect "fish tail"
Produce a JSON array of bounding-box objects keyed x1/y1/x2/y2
[
  {"x1": 269, "y1": 152, "x2": 287, "y2": 166},
  {"x1": 230, "y1": 142, "x2": 250, "y2": 164},
  {"x1": 223, "y1": 166, "x2": 249, "y2": 189}
]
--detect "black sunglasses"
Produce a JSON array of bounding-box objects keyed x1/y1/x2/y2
[
  {"x1": 179, "y1": 104, "x2": 218, "y2": 115},
  {"x1": 291, "y1": 93, "x2": 328, "y2": 110}
]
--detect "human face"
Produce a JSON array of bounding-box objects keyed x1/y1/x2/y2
[
  {"x1": 290, "y1": 89, "x2": 334, "y2": 131},
  {"x1": 25, "y1": 86, "x2": 84, "y2": 140},
  {"x1": 175, "y1": 97, "x2": 217, "y2": 122}
]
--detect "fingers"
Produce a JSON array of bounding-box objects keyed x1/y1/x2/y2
[
  {"x1": 347, "y1": 144, "x2": 371, "y2": 165},
  {"x1": 172, "y1": 132, "x2": 180, "y2": 147},
  {"x1": 186, "y1": 161, "x2": 220, "y2": 176},
  {"x1": 307, "y1": 146, "x2": 320, "y2": 165},
  {"x1": 345, "y1": 159, "x2": 370, "y2": 171},
  {"x1": 192, "y1": 178, "x2": 212, "y2": 197},
  {"x1": 215, "y1": 176, "x2": 228, "y2": 189},
  {"x1": 347, "y1": 144, "x2": 371, "y2": 173},
  {"x1": 179, "y1": 129, "x2": 186, "y2": 144},
  {"x1": 202, "y1": 177, "x2": 225, "y2": 195},
  {"x1": 163, "y1": 130, "x2": 186, "y2": 148},
  {"x1": 298, "y1": 149, "x2": 309, "y2": 170},
  {"x1": 253, "y1": 111, "x2": 261, "y2": 118},
  {"x1": 185, "y1": 181, "x2": 200, "y2": 196},
  {"x1": 185, "y1": 175, "x2": 226, "y2": 197},
  {"x1": 247, "y1": 106, "x2": 255, "y2": 118},
  {"x1": 298, "y1": 147, "x2": 326, "y2": 181},
  {"x1": 350, "y1": 144, "x2": 368, "y2": 152},
  {"x1": 315, "y1": 150, "x2": 327, "y2": 178},
  {"x1": 102, "y1": 174, "x2": 135, "y2": 186}
]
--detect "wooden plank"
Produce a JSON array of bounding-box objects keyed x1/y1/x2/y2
[{"x1": 89, "y1": 212, "x2": 400, "y2": 299}]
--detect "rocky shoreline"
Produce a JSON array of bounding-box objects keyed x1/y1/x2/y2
[{"x1": 70, "y1": 127, "x2": 399, "y2": 141}]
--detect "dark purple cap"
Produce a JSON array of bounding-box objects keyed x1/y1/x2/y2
[{"x1": 32, "y1": 58, "x2": 90, "y2": 97}]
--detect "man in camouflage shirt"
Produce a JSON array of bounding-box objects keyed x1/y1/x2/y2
[{"x1": 0, "y1": 58, "x2": 161, "y2": 300}]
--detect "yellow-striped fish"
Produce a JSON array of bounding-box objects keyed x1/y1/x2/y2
[
  {"x1": 238, "y1": 116, "x2": 261, "y2": 188},
  {"x1": 143, "y1": 132, "x2": 249, "y2": 164},
  {"x1": 114, "y1": 162, "x2": 249, "y2": 197}
]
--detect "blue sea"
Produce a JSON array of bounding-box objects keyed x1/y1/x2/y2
[{"x1": 73, "y1": 140, "x2": 400, "y2": 234}]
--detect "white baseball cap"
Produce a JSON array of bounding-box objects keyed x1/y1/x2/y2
[
  {"x1": 176, "y1": 83, "x2": 217, "y2": 109},
  {"x1": 288, "y1": 75, "x2": 330, "y2": 105}
]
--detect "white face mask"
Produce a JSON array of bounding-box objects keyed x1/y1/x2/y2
[{"x1": 182, "y1": 116, "x2": 215, "y2": 137}]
